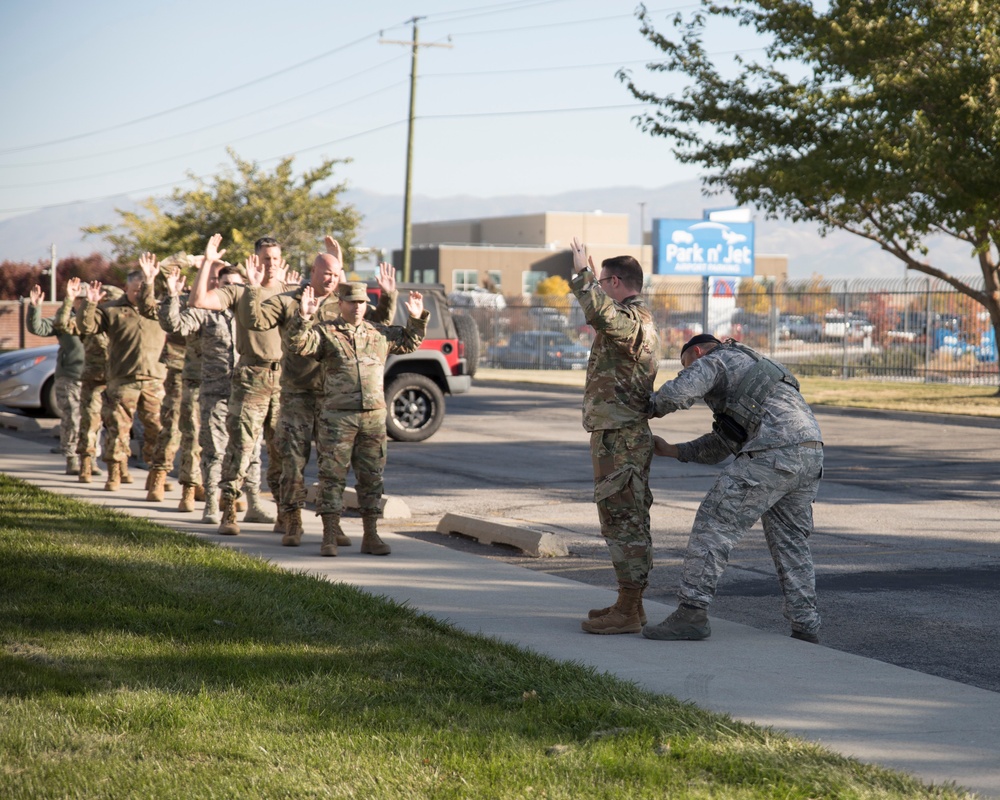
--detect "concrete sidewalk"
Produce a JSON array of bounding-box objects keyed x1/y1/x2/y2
[{"x1": 3, "y1": 430, "x2": 999, "y2": 798}]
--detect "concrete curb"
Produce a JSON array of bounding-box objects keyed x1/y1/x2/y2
[
  {"x1": 305, "y1": 482, "x2": 411, "y2": 519},
  {"x1": 0, "y1": 411, "x2": 47, "y2": 433},
  {"x1": 435, "y1": 511, "x2": 569, "y2": 557}
]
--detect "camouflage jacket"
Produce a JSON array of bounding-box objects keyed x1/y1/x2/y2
[
  {"x1": 26, "y1": 301, "x2": 85, "y2": 381},
  {"x1": 570, "y1": 269, "x2": 659, "y2": 432},
  {"x1": 287, "y1": 310, "x2": 428, "y2": 411},
  {"x1": 53, "y1": 298, "x2": 110, "y2": 384},
  {"x1": 79, "y1": 292, "x2": 165, "y2": 382},
  {"x1": 246, "y1": 285, "x2": 397, "y2": 395},
  {"x1": 140, "y1": 282, "x2": 185, "y2": 372},
  {"x1": 651, "y1": 343, "x2": 822, "y2": 463},
  {"x1": 159, "y1": 296, "x2": 237, "y2": 396}
]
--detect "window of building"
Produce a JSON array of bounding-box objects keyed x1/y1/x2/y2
[
  {"x1": 453, "y1": 269, "x2": 478, "y2": 292},
  {"x1": 521, "y1": 270, "x2": 547, "y2": 295},
  {"x1": 487, "y1": 270, "x2": 502, "y2": 292}
]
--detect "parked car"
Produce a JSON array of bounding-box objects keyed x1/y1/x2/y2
[
  {"x1": 0, "y1": 344, "x2": 59, "y2": 416},
  {"x1": 823, "y1": 312, "x2": 874, "y2": 341},
  {"x1": 778, "y1": 314, "x2": 822, "y2": 342},
  {"x1": 491, "y1": 331, "x2": 590, "y2": 370},
  {"x1": 526, "y1": 307, "x2": 569, "y2": 330}
]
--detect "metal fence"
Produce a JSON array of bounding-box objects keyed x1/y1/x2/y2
[{"x1": 452, "y1": 276, "x2": 1000, "y2": 384}]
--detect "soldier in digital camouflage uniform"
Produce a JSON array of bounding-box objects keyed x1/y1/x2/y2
[
  {"x1": 247, "y1": 239, "x2": 397, "y2": 547},
  {"x1": 160, "y1": 262, "x2": 261, "y2": 523},
  {"x1": 26, "y1": 284, "x2": 84, "y2": 475},
  {"x1": 78, "y1": 253, "x2": 166, "y2": 491},
  {"x1": 568, "y1": 238, "x2": 660, "y2": 635},
  {"x1": 644, "y1": 333, "x2": 824, "y2": 644},
  {"x1": 55, "y1": 278, "x2": 122, "y2": 483},
  {"x1": 189, "y1": 234, "x2": 287, "y2": 534},
  {"x1": 287, "y1": 280, "x2": 427, "y2": 557},
  {"x1": 152, "y1": 261, "x2": 206, "y2": 511}
]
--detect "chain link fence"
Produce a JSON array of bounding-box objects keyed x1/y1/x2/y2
[{"x1": 451, "y1": 276, "x2": 1000, "y2": 385}]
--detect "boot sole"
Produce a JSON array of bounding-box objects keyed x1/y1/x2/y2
[
  {"x1": 641, "y1": 626, "x2": 711, "y2": 641},
  {"x1": 580, "y1": 621, "x2": 643, "y2": 635}
]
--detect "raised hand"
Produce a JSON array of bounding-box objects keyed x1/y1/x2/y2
[
  {"x1": 65, "y1": 277, "x2": 82, "y2": 300},
  {"x1": 204, "y1": 233, "x2": 226, "y2": 264},
  {"x1": 299, "y1": 285, "x2": 318, "y2": 318},
  {"x1": 245, "y1": 254, "x2": 264, "y2": 287},
  {"x1": 285, "y1": 269, "x2": 302, "y2": 286},
  {"x1": 85, "y1": 281, "x2": 104, "y2": 303},
  {"x1": 138, "y1": 252, "x2": 159, "y2": 283},
  {"x1": 324, "y1": 235, "x2": 342, "y2": 261},
  {"x1": 166, "y1": 271, "x2": 187, "y2": 297},
  {"x1": 377, "y1": 262, "x2": 396, "y2": 294},
  {"x1": 404, "y1": 290, "x2": 423, "y2": 318},
  {"x1": 570, "y1": 236, "x2": 595, "y2": 274},
  {"x1": 29, "y1": 285, "x2": 44, "y2": 306},
  {"x1": 270, "y1": 258, "x2": 289, "y2": 284}
]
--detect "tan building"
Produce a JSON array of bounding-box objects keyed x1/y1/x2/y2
[{"x1": 394, "y1": 211, "x2": 786, "y2": 295}]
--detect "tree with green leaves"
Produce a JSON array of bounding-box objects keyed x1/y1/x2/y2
[
  {"x1": 620, "y1": 0, "x2": 1000, "y2": 387},
  {"x1": 84, "y1": 149, "x2": 361, "y2": 269}
]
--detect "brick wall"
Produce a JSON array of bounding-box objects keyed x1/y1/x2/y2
[{"x1": 0, "y1": 300, "x2": 62, "y2": 351}]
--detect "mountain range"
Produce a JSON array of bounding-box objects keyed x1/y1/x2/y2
[{"x1": 0, "y1": 180, "x2": 976, "y2": 281}]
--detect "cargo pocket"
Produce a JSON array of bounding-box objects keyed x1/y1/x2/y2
[{"x1": 594, "y1": 465, "x2": 639, "y2": 509}]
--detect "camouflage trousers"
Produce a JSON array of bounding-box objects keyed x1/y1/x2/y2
[
  {"x1": 54, "y1": 376, "x2": 81, "y2": 456},
  {"x1": 75, "y1": 379, "x2": 106, "y2": 459},
  {"x1": 102, "y1": 377, "x2": 164, "y2": 466},
  {"x1": 275, "y1": 392, "x2": 318, "y2": 514},
  {"x1": 152, "y1": 367, "x2": 183, "y2": 471},
  {"x1": 315, "y1": 408, "x2": 386, "y2": 518},
  {"x1": 178, "y1": 380, "x2": 202, "y2": 486},
  {"x1": 219, "y1": 364, "x2": 281, "y2": 500},
  {"x1": 200, "y1": 391, "x2": 262, "y2": 499},
  {"x1": 681, "y1": 444, "x2": 824, "y2": 635},
  {"x1": 590, "y1": 422, "x2": 654, "y2": 591}
]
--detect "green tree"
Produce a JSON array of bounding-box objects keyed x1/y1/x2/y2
[
  {"x1": 620, "y1": 0, "x2": 1000, "y2": 388},
  {"x1": 84, "y1": 149, "x2": 361, "y2": 268}
]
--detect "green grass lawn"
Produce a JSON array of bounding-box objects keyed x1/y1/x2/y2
[{"x1": 0, "y1": 475, "x2": 970, "y2": 799}]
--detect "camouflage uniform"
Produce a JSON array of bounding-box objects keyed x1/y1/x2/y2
[
  {"x1": 26, "y1": 300, "x2": 84, "y2": 456},
  {"x1": 208, "y1": 284, "x2": 282, "y2": 502},
  {"x1": 651, "y1": 341, "x2": 824, "y2": 637},
  {"x1": 141, "y1": 283, "x2": 186, "y2": 472},
  {"x1": 160, "y1": 296, "x2": 263, "y2": 504},
  {"x1": 157, "y1": 295, "x2": 203, "y2": 487},
  {"x1": 286, "y1": 304, "x2": 427, "y2": 519},
  {"x1": 79, "y1": 291, "x2": 166, "y2": 468},
  {"x1": 247, "y1": 285, "x2": 397, "y2": 516},
  {"x1": 53, "y1": 298, "x2": 112, "y2": 461},
  {"x1": 570, "y1": 269, "x2": 660, "y2": 592}
]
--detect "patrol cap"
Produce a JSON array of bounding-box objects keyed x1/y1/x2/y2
[
  {"x1": 338, "y1": 281, "x2": 369, "y2": 302},
  {"x1": 680, "y1": 333, "x2": 721, "y2": 357},
  {"x1": 102, "y1": 286, "x2": 124, "y2": 301}
]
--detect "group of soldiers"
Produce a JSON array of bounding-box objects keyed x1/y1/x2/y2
[{"x1": 28, "y1": 233, "x2": 429, "y2": 557}]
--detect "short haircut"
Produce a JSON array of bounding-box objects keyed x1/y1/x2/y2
[
  {"x1": 254, "y1": 236, "x2": 280, "y2": 253},
  {"x1": 126, "y1": 270, "x2": 144, "y2": 283},
  {"x1": 600, "y1": 255, "x2": 644, "y2": 292},
  {"x1": 680, "y1": 333, "x2": 721, "y2": 357},
  {"x1": 217, "y1": 265, "x2": 245, "y2": 280}
]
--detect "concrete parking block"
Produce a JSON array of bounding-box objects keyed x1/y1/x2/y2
[
  {"x1": 435, "y1": 512, "x2": 569, "y2": 557},
  {"x1": 305, "y1": 482, "x2": 411, "y2": 519}
]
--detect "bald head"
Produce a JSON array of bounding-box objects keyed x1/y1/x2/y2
[{"x1": 310, "y1": 253, "x2": 343, "y2": 299}]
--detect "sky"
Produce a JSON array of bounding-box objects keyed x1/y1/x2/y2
[{"x1": 0, "y1": 0, "x2": 754, "y2": 223}]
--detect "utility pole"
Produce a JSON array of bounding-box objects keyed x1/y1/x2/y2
[
  {"x1": 381, "y1": 18, "x2": 451, "y2": 282},
  {"x1": 49, "y1": 244, "x2": 57, "y2": 300}
]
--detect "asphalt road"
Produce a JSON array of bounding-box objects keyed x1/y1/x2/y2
[{"x1": 374, "y1": 380, "x2": 1000, "y2": 693}]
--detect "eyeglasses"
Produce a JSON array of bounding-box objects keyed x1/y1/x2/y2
[{"x1": 597, "y1": 276, "x2": 617, "y2": 285}]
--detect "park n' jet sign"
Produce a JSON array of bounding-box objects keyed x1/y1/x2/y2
[{"x1": 652, "y1": 219, "x2": 755, "y2": 277}]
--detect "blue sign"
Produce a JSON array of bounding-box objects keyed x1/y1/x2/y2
[{"x1": 652, "y1": 219, "x2": 755, "y2": 277}]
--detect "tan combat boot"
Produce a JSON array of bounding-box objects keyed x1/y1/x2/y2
[
  {"x1": 360, "y1": 515, "x2": 391, "y2": 556},
  {"x1": 589, "y1": 588, "x2": 647, "y2": 626},
  {"x1": 66, "y1": 455, "x2": 80, "y2": 475},
  {"x1": 319, "y1": 514, "x2": 341, "y2": 556},
  {"x1": 581, "y1": 587, "x2": 643, "y2": 635},
  {"x1": 235, "y1": 497, "x2": 247, "y2": 512},
  {"x1": 243, "y1": 488, "x2": 275, "y2": 524},
  {"x1": 218, "y1": 495, "x2": 240, "y2": 536},
  {"x1": 146, "y1": 468, "x2": 167, "y2": 502},
  {"x1": 194, "y1": 485, "x2": 206, "y2": 502},
  {"x1": 178, "y1": 484, "x2": 197, "y2": 512},
  {"x1": 120, "y1": 462, "x2": 133, "y2": 484},
  {"x1": 104, "y1": 461, "x2": 121, "y2": 492},
  {"x1": 202, "y1": 490, "x2": 220, "y2": 524},
  {"x1": 273, "y1": 508, "x2": 286, "y2": 535},
  {"x1": 282, "y1": 508, "x2": 304, "y2": 547},
  {"x1": 78, "y1": 456, "x2": 93, "y2": 484}
]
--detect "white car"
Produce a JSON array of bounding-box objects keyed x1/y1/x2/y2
[{"x1": 0, "y1": 344, "x2": 59, "y2": 416}]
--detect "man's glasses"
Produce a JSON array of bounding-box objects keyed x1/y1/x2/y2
[{"x1": 597, "y1": 276, "x2": 617, "y2": 285}]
